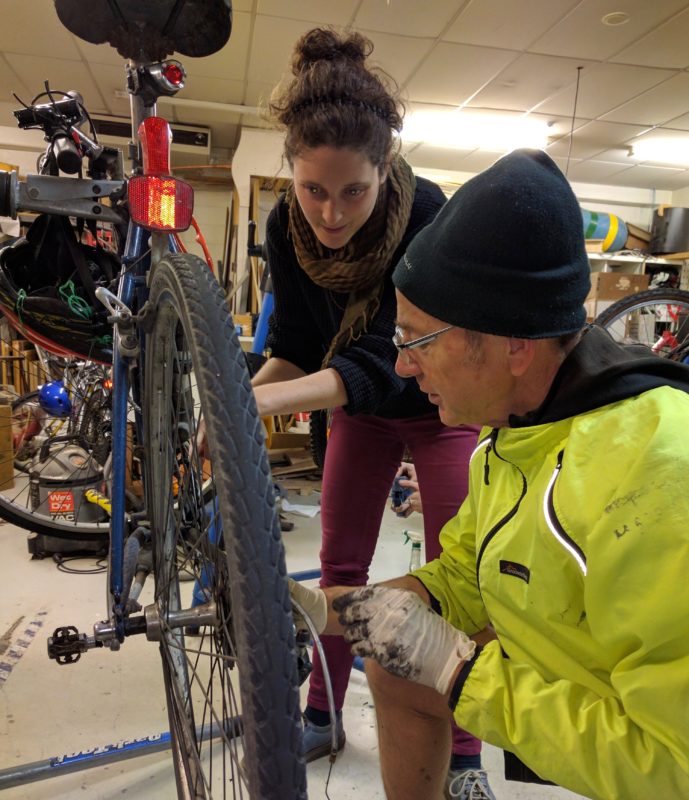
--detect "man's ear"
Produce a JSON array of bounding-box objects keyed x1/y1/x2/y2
[{"x1": 506, "y1": 337, "x2": 536, "y2": 377}]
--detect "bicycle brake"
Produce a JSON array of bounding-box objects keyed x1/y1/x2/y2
[{"x1": 95, "y1": 286, "x2": 139, "y2": 357}]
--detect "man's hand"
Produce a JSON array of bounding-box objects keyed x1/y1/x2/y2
[
  {"x1": 333, "y1": 585, "x2": 475, "y2": 695},
  {"x1": 288, "y1": 578, "x2": 328, "y2": 634}
]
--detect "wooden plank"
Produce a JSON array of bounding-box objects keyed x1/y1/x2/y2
[
  {"x1": 12, "y1": 349, "x2": 21, "y2": 394},
  {"x1": 277, "y1": 478, "x2": 322, "y2": 495},
  {"x1": 0, "y1": 339, "x2": 9, "y2": 386},
  {"x1": 0, "y1": 400, "x2": 14, "y2": 490},
  {"x1": 271, "y1": 460, "x2": 319, "y2": 477},
  {"x1": 249, "y1": 176, "x2": 261, "y2": 315}
]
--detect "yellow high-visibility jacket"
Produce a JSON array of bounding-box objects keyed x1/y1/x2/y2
[{"x1": 414, "y1": 329, "x2": 689, "y2": 800}]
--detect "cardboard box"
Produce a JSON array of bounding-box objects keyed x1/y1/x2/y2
[
  {"x1": 625, "y1": 223, "x2": 651, "y2": 252},
  {"x1": 585, "y1": 272, "x2": 649, "y2": 321},
  {"x1": 232, "y1": 313, "x2": 253, "y2": 337}
]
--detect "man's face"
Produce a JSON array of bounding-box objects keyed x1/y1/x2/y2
[{"x1": 394, "y1": 291, "x2": 515, "y2": 428}]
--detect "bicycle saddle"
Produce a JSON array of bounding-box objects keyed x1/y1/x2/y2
[{"x1": 54, "y1": 0, "x2": 232, "y2": 61}]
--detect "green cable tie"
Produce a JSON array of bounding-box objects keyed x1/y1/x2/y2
[
  {"x1": 16, "y1": 289, "x2": 26, "y2": 322},
  {"x1": 59, "y1": 279, "x2": 93, "y2": 320}
]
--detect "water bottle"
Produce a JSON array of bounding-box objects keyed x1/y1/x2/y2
[
  {"x1": 410, "y1": 540, "x2": 421, "y2": 570},
  {"x1": 404, "y1": 530, "x2": 423, "y2": 571}
]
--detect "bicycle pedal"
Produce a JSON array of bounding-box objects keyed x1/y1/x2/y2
[{"x1": 47, "y1": 625, "x2": 101, "y2": 664}]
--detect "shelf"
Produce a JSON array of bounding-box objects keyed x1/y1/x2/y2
[{"x1": 587, "y1": 251, "x2": 685, "y2": 266}]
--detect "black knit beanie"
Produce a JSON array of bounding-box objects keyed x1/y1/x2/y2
[{"x1": 393, "y1": 149, "x2": 590, "y2": 338}]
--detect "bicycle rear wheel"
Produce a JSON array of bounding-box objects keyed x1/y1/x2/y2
[
  {"x1": 144, "y1": 253, "x2": 305, "y2": 800},
  {"x1": 594, "y1": 287, "x2": 689, "y2": 358}
]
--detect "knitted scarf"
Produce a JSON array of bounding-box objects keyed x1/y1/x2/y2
[{"x1": 287, "y1": 155, "x2": 416, "y2": 366}]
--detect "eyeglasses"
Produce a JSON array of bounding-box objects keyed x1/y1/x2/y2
[{"x1": 392, "y1": 324, "x2": 454, "y2": 354}]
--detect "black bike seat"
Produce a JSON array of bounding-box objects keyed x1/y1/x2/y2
[{"x1": 54, "y1": 0, "x2": 232, "y2": 61}]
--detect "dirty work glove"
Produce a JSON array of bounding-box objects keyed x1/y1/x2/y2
[
  {"x1": 333, "y1": 585, "x2": 476, "y2": 695},
  {"x1": 288, "y1": 578, "x2": 327, "y2": 634}
]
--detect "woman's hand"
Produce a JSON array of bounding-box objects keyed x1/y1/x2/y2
[{"x1": 391, "y1": 461, "x2": 422, "y2": 516}]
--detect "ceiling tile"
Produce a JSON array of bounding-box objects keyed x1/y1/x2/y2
[
  {"x1": 404, "y1": 42, "x2": 517, "y2": 106},
  {"x1": 534, "y1": 62, "x2": 676, "y2": 119},
  {"x1": 258, "y1": 0, "x2": 358, "y2": 26},
  {"x1": 547, "y1": 120, "x2": 651, "y2": 159},
  {"x1": 72, "y1": 38, "x2": 126, "y2": 67},
  {"x1": 0, "y1": 0, "x2": 80, "y2": 59},
  {"x1": 468, "y1": 53, "x2": 597, "y2": 112},
  {"x1": 601, "y1": 72, "x2": 689, "y2": 125},
  {"x1": 625, "y1": 126, "x2": 689, "y2": 154},
  {"x1": 529, "y1": 0, "x2": 689, "y2": 60},
  {"x1": 444, "y1": 150, "x2": 506, "y2": 173},
  {"x1": 0, "y1": 55, "x2": 31, "y2": 107},
  {"x1": 354, "y1": 0, "x2": 458, "y2": 38},
  {"x1": 612, "y1": 6, "x2": 689, "y2": 69},
  {"x1": 606, "y1": 163, "x2": 688, "y2": 189},
  {"x1": 564, "y1": 159, "x2": 634, "y2": 183},
  {"x1": 358, "y1": 32, "x2": 434, "y2": 87},
  {"x1": 404, "y1": 143, "x2": 481, "y2": 172},
  {"x1": 444, "y1": 0, "x2": 581, "y2": 50},
  {"x1": 84, "y1": 63, "x2": 130, "y2": 116},
  {"x1": 662, "y1": 110, "x2": 689, "y2": 131},
  {"x1": 178, "y1": 75, "x2": 246, "y2": 106},
  {"x1": 4, "y1": 54, "x2": 105, "y2": 115},
  {"x1": 529, "y1": 112, "x2": 578, "y2": 139},
  {"x1": 247, "y1": 15, "x2": 320, "y2": 86},
  {"x1": 586, "y1": 146, "x2": 638, "y2": 165},
  {"x1": 549, "y1": 154, "x2": 576, "y2": 177},
  {"x1": 0, "y1": 99, "x2": 19, "y2": 129}
]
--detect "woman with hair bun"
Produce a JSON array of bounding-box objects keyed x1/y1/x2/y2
[{"x1": 251, "y1": 28, "x2": 492, "y2": 799}]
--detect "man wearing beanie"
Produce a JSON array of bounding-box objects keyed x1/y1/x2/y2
[{"x1": 290, "y1": 149, "x2": 689, "y2": 799}]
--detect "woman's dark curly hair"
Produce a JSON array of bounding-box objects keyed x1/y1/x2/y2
[{"x1": 269, "y1": 28, "x2": 403, "y2": 170}]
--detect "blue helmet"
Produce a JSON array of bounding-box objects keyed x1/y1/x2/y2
[{"x1": 38, "y1": 380, "x2": 72, "y2": 417}]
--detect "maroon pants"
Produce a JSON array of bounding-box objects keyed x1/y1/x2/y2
[{"x1": 306, "y1": 408, "x2": 482, "y2": 755}]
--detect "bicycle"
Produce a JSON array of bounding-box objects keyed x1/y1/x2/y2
[
  {"x1": 0, "y1": 346, "x2": 136, "y2": 545},
  {"x1": 594, "y1": 286, "x2": 689, "y2": 360},
  {"x1": 9, "y1": 356, "x2": 111, "y2": 465},
  {"x1": 0, "y1": 2, "x2": 306, "y2": 798}
]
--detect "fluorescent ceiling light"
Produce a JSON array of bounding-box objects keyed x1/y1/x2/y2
[
  {"x1": 629, "y1": 138, "x2": 689, "y2": 167},
  {"x1": 402, "y1": 111, "x2": 550, "y2": 152}
]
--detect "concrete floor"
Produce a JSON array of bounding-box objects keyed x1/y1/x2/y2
[{"x1": 0, "y1": 495, "x2": 589, "y2": 800}]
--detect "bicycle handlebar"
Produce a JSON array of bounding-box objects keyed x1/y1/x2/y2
[{"x1": 14, "y1": 95, "x2": 85, "y2": 131}]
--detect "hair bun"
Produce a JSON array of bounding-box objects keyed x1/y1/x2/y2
[{"x1": 292, "y1": 28, "x2": 370, "y2": 74}]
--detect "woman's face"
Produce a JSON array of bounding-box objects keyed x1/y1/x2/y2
[{"x1": 292, "y1": 146, "x2": 387, "y2": 249}]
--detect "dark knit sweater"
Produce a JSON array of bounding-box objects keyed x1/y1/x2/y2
[{"x1": 264, "y1": 177, "x2": 446, "y2": 418}]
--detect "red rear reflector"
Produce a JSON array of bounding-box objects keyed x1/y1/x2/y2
[
  {"x1": 138, "y1": 117, "x2": 172, "y2": 176},
  {"x1": 162, "y1": 61, "x2": 185, "y2": 87},
  {"x1": 128, "y1": 175, "x2": 193, "y2": 232}
]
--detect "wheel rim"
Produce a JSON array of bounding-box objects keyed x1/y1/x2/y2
[
  {"x1": 599, "y1": 296, "x2": 689, "y2": 358},
  {"x1": 0, "y1": 363, "x2": 116, "y2": 539},
  {"x1": 147, "y1": 299, "x2": 247, "y2": 798}
]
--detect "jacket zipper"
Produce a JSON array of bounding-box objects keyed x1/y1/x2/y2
[
  {"x1": 476, "y1": 430, "x2": 527, "y2": 583},
  {"x1": 543, "y1": 450, "x2": 587, "y2": 575},
  {"x1": 483, "y1": 429, "x2": 497, "y2": 485}
]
